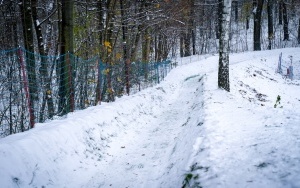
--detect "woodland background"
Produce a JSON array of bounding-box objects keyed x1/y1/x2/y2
[{"x1": 0, "y1": 0, "x2": 300, "y2": 137}]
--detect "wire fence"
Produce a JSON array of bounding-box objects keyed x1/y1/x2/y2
[{"x1": 0, "y1": 48, "x2": 176, "y2": 137}]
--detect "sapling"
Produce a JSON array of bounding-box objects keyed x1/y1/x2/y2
[{"x1": 274, "y1": 95, "x2": 282, "y2": 108}]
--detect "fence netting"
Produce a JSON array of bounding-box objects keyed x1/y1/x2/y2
[{"x1": 0, "y1": 48, "x2": 175, "y2": 137}]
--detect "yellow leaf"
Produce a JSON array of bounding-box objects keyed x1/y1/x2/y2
[
  {"x1": 104, "y1": 41, "x2": 112, "y2": 48},
  {"x1": 103, "y1": 68, "x2": 110, "y2": 75},
  {"x1": 116, "y1": 53, "x2": 122, "y2": 59},
  {"x1": 107, "y1": 88, "x2": 114, "y2": 94}
]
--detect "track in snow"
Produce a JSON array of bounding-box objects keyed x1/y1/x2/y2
[{"x1": 85, "y1": 74, "x2": 205, "y2": 188}]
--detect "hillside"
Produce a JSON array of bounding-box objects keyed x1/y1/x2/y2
[{"x1": 0, "y1": 48, "x2": 300, "y2": 188}]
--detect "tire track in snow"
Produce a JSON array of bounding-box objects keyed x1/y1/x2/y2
[{"x1": 85, "y1": 75, "x2": 205, "y2": 188}]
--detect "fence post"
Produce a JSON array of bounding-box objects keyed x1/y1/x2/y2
[{"x1": 18, "y1": 48, "x2": 35, "y2": 129}]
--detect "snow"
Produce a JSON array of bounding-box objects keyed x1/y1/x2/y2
[{"x1": 0, "y1": 48, "x2": 300, "y2": 188}]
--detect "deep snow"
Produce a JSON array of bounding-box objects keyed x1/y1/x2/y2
[{"x1": 0, "y1": 48, "x2": 300, "y2": 188}]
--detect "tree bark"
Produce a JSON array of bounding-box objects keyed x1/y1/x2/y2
[
  {"x1": 31, "y1": 0, "x2": 54, "y2": 120},
  {"x1": 253, "y1": 0, "x2": 264, "y2": 51},
  {"x1": 120, "y1": 0, "x2": 130, "y2": 95},
  {"x1": 103, "y1": 0, "x2": 117, "y2": 102},
  {"x1": 233, "y1": 0, "x2": 238, "y2": 22},
  {"x1": 298, "y1": 18, "x2": 300, "y2": 44},
  {"x1": 282, "y1": 1, "x2": 289, "y2": 41},
  {"x1": 279, "y1": 1, "x2": 283, "y2": 25},
  {"x1": 183, "y1": 32, "x2": 191, "y2": 57},
  {"x1": 58, "y1": 0, "x2": 74, "y2": 115},
  {"x1": 180, "y1": 34, "x2": 184, "y2": 57},
  {"x1": 20, "y1": 0, "x2": 37, "y2": 127},
  {"x1": 190, "y1": 0, "x2": 196, "y2": 55},
  {"x1": 267, "y1": 0, "x2": 274, "y2": 50},
  {"x1": 218, "y1": 0, "x2": 232, "y2": 92},
  {"x1": 96, "y1": 0, "x2": 105, "y2": 104}
]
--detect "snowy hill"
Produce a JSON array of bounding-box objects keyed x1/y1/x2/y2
[{"x1": 0, "y1": 48, "x2": 300, "y2": 188}]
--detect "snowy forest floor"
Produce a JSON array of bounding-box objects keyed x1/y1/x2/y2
[{"x1": 0, "y1": 48, "x2": 300, "y2": 188}]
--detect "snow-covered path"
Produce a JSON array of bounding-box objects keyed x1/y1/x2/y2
[{"x1": 85, "y1": 73, "x2": 205, "y2": 187}]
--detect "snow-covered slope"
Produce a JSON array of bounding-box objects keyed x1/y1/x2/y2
[{"x1": 0, "y1": 48, "x2": 299, "y2": 188}]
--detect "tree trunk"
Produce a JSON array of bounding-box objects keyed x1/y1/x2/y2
[
  {"x1": 190, "y1": 0, "x2": 196, "y2": 55},
  {"x1": 103, "y1": 0, "x2": 117, "y2": 102},
  {"x1": 192, "y1": 27, "x2": 196, "y2": 55},
  {"x1": 253, "y1": 0, "x2": 264, "y2": 51},
  {"x1": 279, "y1": 1, "x2": 283, "y2": 25},
  {"x1": 184, "y1": 32, "x2": 191, "y2": 57},
  {"x1": 267, "y1": 0, "x2": 274, "y2": 50},
  {"x1": 96, "y1": 0, "x2": 105, "y2": 104},
  {"x1": 142, "y1": 27, "x2": 151, "y2": 79},
  {"x1": 120, "y1": 0, "x2": 130, "y2": 95},
  {"x1": 298, "y1": 18, "x2": 300, "y2": 44},
  {"x1": 59, "y1": 0, "x2": 74, "y2": 115},
  {"x1": 180, "y1": 34, "x2": 184, "y2": 57},
  {"x1": 233, "y1": 0, "x2": 238, "y2": 22},
  {"x1": 20, "y1": 0, "x2": 37, "y2": 128},
  {"x1": 218, "y1": 0, "x2": 232, "y2": 92},
  {"x1": 282, "y1": 1, "x2": 289, "y2": 41},
  {"x1": 246, "y1": 16, "x2": 250, "y2": 30},
  {"x1": 31, "y1": 0, "x2": 54, "y2": 120},
  {"x1": 142, "y1": 28, "x2": 151, "y2": 63}
]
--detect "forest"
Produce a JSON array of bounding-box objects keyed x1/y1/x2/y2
[{"x1": 0, "y1": 0, "x2": 300, "y2": 137}]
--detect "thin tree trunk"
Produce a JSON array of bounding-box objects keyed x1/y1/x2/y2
[
  {"x1": 184, "y1": 32, "x2": 191, "y2": 57},
  {"x1": 246, "y1": 16, "x2": 250, "y2": 30},
  {"x1": 180, "y1": 34, "x2": 184, "y2": 57},
  {"x1": 31, "y1": 0, "x2": 54, "y2": 120},
  {"x1": 120, "y1": 0, "x2": 130, "y2": 95},
  {"x1": 279, "y1": 1, "x2": 283, "y2": 25},
  {"x1": 267, "y1": 0, "x2": 274, "y2": 50},
  {"x1": 142, "y1": 27, "x2": 151, "y2": 79},
  {"x1": 233, "y1": 0, "x2": 238, "y2": 22},
  {"x1": 190, "y1": 0, "x2": 196, "y2": 55},
  {"x1": 218, "y1": 0, "x2": 232, "y2": 92},
  {"x1": 298, "y1": 18, "x2": 300, "y2": 44},
  {"x1": 103, "y1": 0, "x2": 117, "y2": 102},
  {"x1": 20, "y1": 0, "x2": 37, "y2": 127},
  {"x1": 192, "y1": 27, "x2": 196, "y2": 55},
  {"x1": 96, "y1": 0, "x2": 105, "y2": 104}
]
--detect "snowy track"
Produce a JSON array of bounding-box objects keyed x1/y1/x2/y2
[{"x1": 85, "y1": 74, "x2": 205, "y2": 187}]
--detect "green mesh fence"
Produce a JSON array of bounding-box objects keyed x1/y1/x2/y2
[{"x1": 0, "y1": 48, "x2": 175, "y2": 137}]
